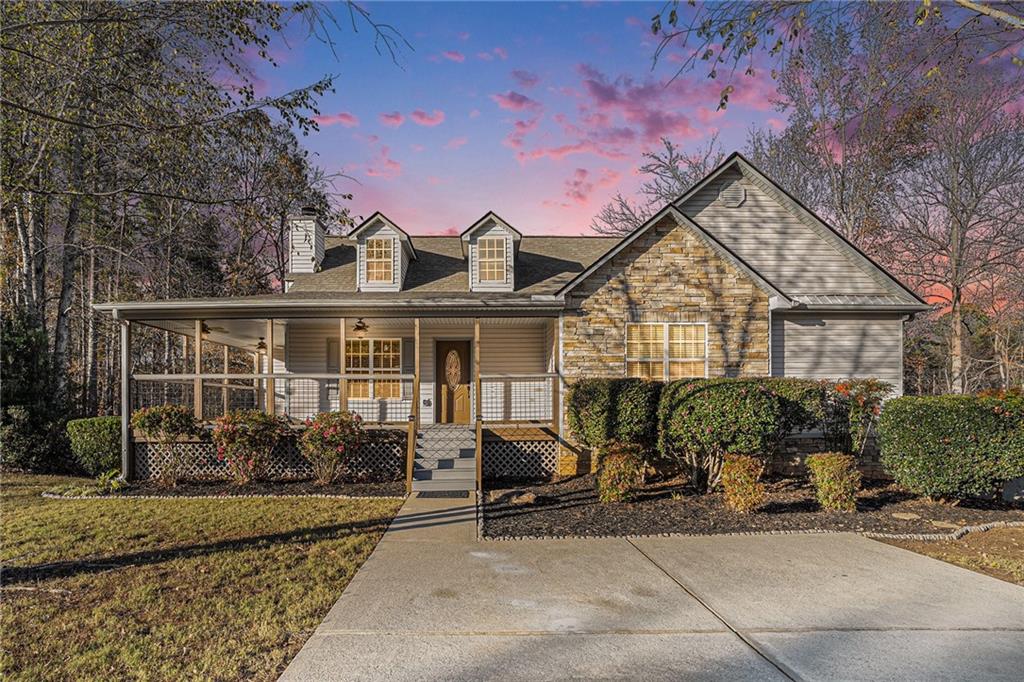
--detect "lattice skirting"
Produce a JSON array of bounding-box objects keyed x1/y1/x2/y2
[
  {"x1": 134, "y1": 433, "x2": 404, "y2": 482},
  {"x1": 482, "y1": 440, "x2": 558, "y2": 481}
]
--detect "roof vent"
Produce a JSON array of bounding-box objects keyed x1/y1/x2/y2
[{"x1": 718, "y1": 181, "x2": 746, "y2": 208}]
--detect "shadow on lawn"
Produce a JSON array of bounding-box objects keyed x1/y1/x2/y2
[{"x1": 0, "y1": 503, "x2": 469, "y2": 585}]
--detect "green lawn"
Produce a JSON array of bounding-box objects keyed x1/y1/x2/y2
[{"x1": 0, "y1": 474, "x2": 402, "y2": 681}]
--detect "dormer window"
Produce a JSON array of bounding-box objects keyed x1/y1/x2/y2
[
  {"x1": 478, "y1": 237, "x2": 506, "y2": 282},
  {"x1": 366, "y1": 238, "x2": 393, "y2": 283}
]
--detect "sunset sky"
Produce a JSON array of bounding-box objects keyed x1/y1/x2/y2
[{"x1": 258, "y1": 1, "x2": 782, "y2": 235}]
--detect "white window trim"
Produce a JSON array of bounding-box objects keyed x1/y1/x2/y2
[
  {"x1": 338, "y1": 337, "x2": 404, "y2": 401},
  {"x1": 365, "y1": 237, "x2": 395, "y2": 284},
  {"x1": 624, "y1": 322, "x2": 709, "y2": 380},
  {"x1": 477, "y1": 236, "x2": 507, "y2": 283}
]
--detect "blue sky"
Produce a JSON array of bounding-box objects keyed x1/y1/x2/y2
[{"x1": 258, "y1": 1, "x2": 781, "y2": 234}]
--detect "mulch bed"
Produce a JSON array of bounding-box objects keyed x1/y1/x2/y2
[
  {"x1": 117, "y1": 478, "x2": 406, "y2": 498},
  {"x1": 482, "y1": 475, "x2": 1024, "y2": 539}
]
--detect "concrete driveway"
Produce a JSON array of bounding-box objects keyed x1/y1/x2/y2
[{"x1": 281, "y1": 496, "x2": 1024, "y2": 681}]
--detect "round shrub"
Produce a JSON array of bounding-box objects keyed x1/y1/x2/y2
[
  {"x1": 131, "y1": 405, "x2": 201, "y2": 487},
  {"x1": 299, "y1": 411, "x2": 366, "y2": 485},
  {"x1": 721, "y1": 454, "x2": 766, "y2": 513},
  {"x1": 567, "y1": 378, "x2": 663, "y2": 450},
  {"x1": 66, "y1": 416, "x2": 121, "y2": 476},
  {"x1": 658, "y1": 379, "x2": 786, "y2": 492},
  {"x1": 212, "y1": 410, "x2": 287, "y2": 485},
  {"x1": 879, "y1": 395, "x2": 1024, "y2": 499},
  {"x1": 596, "y1": 441, "x2": 646, "y2": 503},
  {"x1": 805, "y1": 452, "x2": 860, "y2": 512}
]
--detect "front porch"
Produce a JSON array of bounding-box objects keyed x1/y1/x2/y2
[{"x1": 116, "y1": 311, "x2": 562, "y2": 491}]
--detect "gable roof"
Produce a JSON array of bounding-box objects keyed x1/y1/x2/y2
[
  {"x1": 348, "y1": 211, "x2": 418, "y2": 260},
  {"x1": 287, "y1": 235, "x2": 619, "y2": 297},
  {"x1": 555, "y1": 205, "x2": 789, "y2": 303},
  {"x1": 459, "y1": 211, "x2": 523, "y2": 258},
  {"x1": 672, "y1": 152, "x2": 926, "y2": 306}
]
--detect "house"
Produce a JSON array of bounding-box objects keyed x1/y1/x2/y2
[{"x1": 96, "y1": 152, "x2": 929, "y2": 491}]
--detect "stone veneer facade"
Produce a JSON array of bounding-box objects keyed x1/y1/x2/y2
[{"x1": 557, "y1": 214, "x2": 771, "y2": 475}]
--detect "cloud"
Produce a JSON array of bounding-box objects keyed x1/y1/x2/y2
[
  {"x1": 516, "y1": 140, "x2": 627, "y2": 163},
  {"x1": 410, "y1": 109, "x2": 445, "y2": 126},
  {"x1": 379, "y1": 111, "x2": 405, "y2": 128},
  {"x1": 511, "y1": 70, "x2": 539, "y2": 88},
  {"x1": 468, "y1": 108, "x2": 481, "y2": 119},
  {"x1": 477, "y1": 47, "x2": 508, "y2": 61},
  {"x1": 442, "y1": 50, "x2": 465, "y2": 63},
  {"x1": 314, "y1": 111, "x2": 359, "y2": 127},
  {"x1": 503, "y1": 118, "x2": 540, "y2": 149},
  {"x1": 491, "y1": 91, "x2": 542, "y2": 112},
  {"x1": 444, "y1": 136, "x2": 468, "y2": 150},
  {"x1": 365, "y1": 145, "x2": 401, "y2": 179},
  {"x1": 563, "y1": 167, "x2": 621, "y2": 204},
  {"x1": 456, "y1": 31, "x2": 470, "y2": 41},
  {"x1": 477, "y1": 51, "x2": 494, "y2": 61},
  {"x1": 494, "y1": 47, "x2": 508, "y2": 60}
]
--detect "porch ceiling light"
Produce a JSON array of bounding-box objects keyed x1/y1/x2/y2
[
  {"x1": 352, "y1": 318, "x2": 369, "y2": 339},
  {"x1": 256, "y1": 337, "x2": 267, "y2": 352},
  {"x1": 200, "y1": 322, "x2": 211, "y2": 338}
]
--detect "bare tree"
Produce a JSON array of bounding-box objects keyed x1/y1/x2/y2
[{"x1": 591, "y1": 135, "x2": 725, "y2": 236}]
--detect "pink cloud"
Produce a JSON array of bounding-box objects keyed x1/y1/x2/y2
[
  {"x1": 494, "y1": 47, "x2": 508, "y2": 60},
  {"x1": 468, "y1": 109, "x2": 481, "y2": 119},
  {"x1": 442, "y1": 50, "x2": 465, "y2": 63},
  {"x1": 365, "y1": 145, "x2": 401, "y2": 180},
  {"x1": 767, "y1": 117, "x2": 786, "y2": 131},
  {"x1": 516, "y1": 141, "x2": 627, "y2": 163},
  {"x1": 379, "y1": 111, "x2": 405, "y2": 128},
  {"x1": 444, "y1": 136, "x2": 468, "y2": 150},
  {"x1": 477, "y1": 51, "x2": 494, "y2": 62},
  {"x1": 491, "y1": 91, "x2": 542, "y2": 112},
  {"x1": 511, "y1": 70, "x2": 539, "y2": 88},
  {"x1": 477, "y1": 47, "x2": 508, "y2": 61},
  {"x1": 503, "y1": 117, "x2": 540, "y2": 149},
  {"x1": 314, "y1": 111, "x2": 359, "y2": 127},
  {"x1": 410, "y1": 109, "x2": 445, "y2": 126},
  {"x1": 410, "y1": 144, "x2": 426, "y2": 153},
  {"x1": 456, "y1": 31, "x2": 470, "y2": 41},
  {"x1": 563, "y1": 167, "x2": 621, "y2": 204}
]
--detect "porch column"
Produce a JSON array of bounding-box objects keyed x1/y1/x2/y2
[
  {"x1": 251, "y1": 352, "x2": 261, "y2": 411},
  {"x1": 120, "y1": 319, "x2": 133, "y2": 480},
  {"x1": 265, "y1": 319, "x2": 275, "y2": 415},
  {"x1": 413, "y1": 317, "x2": 421, "y2": 428},
  {"x1": 222, "y1": 345, "x2": 230, "y2": 415},
  {"x1": 193, "y1": 320, "x2": 203, "y2": 419},
  {"x1": 338, "y1": 318, "x2": 347, "y2": 412},
  {"x1": 474, "y1": 318, "x2": 482, "y2": 491},
  {"x1": 550, "y1": 318, "x2": 560, "y2": 439}
]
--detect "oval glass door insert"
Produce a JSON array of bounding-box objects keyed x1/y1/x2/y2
[{"x1": 445, "y1": 350, "x2": 461, "y2": 391}]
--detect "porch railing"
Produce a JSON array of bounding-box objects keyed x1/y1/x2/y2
[
  {"x1": 478, "y1": 373, "x2": 558, "y2": 423},
  {"x1": 131, "y1": 373, "x2": 414, "y2": 423}
]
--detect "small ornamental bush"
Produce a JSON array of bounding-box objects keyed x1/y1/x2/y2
[
  {"x1": 66, "y1": 416, "x2": 121, "y2": 475},
  {"x1": 299, "y1": 411, "x2": 366, "y2": 485},
  {"x1": 211, "y1": 410, "x2": 287, "y2": 485},
  {"x1": 567, "y1": 378, "x2": 663, "y2": 450},
  {"x1": 834, "y1": 379, "x2": 891, "y2": 454},
  {"x1": 806, "y1": 452, "x2": 861, "y2": 512},
  {"x1": 596, "y1": 442, "x2": 646, "y2": 503},
  {"x1": 879, "y1": 395, "x2": 1024, "y2": 499},
  {"x1": 658, "y1": 379, "x2": 785, "y2": 492},
  {"x1": 130, "y1": 405, "x2": 200, "y2": 487},
  {"x1": 721, "y1": 454, "x2": 766, "y2": 513}
]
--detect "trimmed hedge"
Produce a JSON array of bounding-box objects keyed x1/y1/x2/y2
[
  {"x1": 596, "y1": 441, "x2": 646, "y2": 503},
  {"x1": 879, "y1": 395, "x2": 1024, "y2": 499},
  {"x1": 66, "y1": 416, "x2": 121, "y2": 476},
  {"x1": 806, "y1": 452, "x2": 860, "y2": 512},
  {"x1": 567, "y1": 378, "x2": 662, "y2": 450}
]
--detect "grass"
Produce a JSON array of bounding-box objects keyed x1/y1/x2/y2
[
  {"x1": 882, "y1": 527, "x2": 1024, "y2": 586},
  {"x1": 0, "y1": 473, "x2": 402, "y2": 681}
]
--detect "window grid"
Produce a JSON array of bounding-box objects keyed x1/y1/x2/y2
[
  {"x1": 365, "y1": 238, "x2": 393, "y2": 283},
  {"x1": 626, "y1": 323, "x2": 707, "y2": 380},
  {"x1": 477, "y1": 237, "x2": 506, "y2": 283}
]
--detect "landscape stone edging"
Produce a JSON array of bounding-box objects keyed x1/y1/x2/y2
[
  {"x1": 473, "y1": 501, "x2": 1024, "y2": 543},
  {"x1": 42, "y1": 492, "x2": 407, "y2": 501}
]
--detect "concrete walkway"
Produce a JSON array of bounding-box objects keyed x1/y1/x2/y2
[{"x1": 282, "y1": 495, "x2": 1024, "y2": 681}]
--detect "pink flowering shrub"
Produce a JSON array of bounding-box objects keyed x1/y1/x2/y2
[
  {"x1": 299, "y1": 411, "x2": 365, "y2": 485},
  {"x1": 211, "y1": 410, "x2": 287, "y2": 485}
]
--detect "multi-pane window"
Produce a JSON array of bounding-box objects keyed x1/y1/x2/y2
[
  {"x1": 343, "y1": 338, "x2": 402, "y2": 399},
  {"x1": 365, "y1": 238, "x2": 393, "y2": 283},
  {"x1": 477, "y1": 237, "x2": 506, "y2": 282},
  {"x1": 626, "y1": 323, "x2": 706, "y2": 380}
]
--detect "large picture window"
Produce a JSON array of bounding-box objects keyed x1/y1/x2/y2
[
  {"x1": 477, "y1": 237, "x2": 506, "y2": 282},
  {"x1": 365, "y1": 238, "x2": 393, "y2": 283},
  {"x1": 626, "y1": 323, "x2": 706, "y2": 380},
  {"x1": 340, "y1": 338, "x2": 402, "y2": 399}
]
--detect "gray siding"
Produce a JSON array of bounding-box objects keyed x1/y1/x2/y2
[
  {"x1": 356, "y1": 221, "x2": 402, "y2": 292},
  {"x1": 468, "y1": 221, "x2": 515, "y2": 292},
  {"x1": 679, "y1": 168, "x2": 890, "y2": 296},
  {"x1": 288, "y1": 217, "x2": 324, "y2": 274},
  {"x1": 771, "y1": 312, "x2": 904, "y2": 394}
]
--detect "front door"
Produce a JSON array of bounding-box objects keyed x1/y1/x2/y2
[{"x1": 436, "y1": 340, "x2": 471, "y2": 424}]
